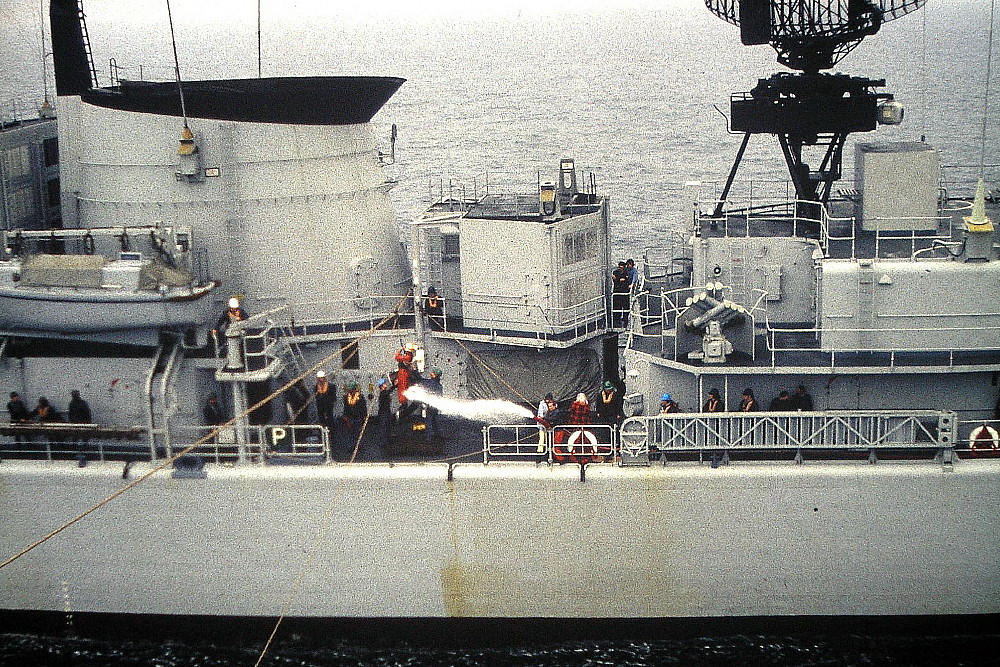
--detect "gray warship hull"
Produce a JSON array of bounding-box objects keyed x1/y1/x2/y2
[{"x1": 2, "y1": 459, "x2": 997, "y2": 619}]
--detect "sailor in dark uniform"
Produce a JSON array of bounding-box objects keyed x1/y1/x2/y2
[
  {"x1": 314, "y1": 370, "x2": 337, "y2": 445},
  {"x1": 342, "y1": 382, "x2": 368, "y2": 455},
  {"x1": 422, "y1": 286, "x2": 445, "y2": 330},
  {"x1": 6, "y1": 392, "x2": 30, "y2": 444},
  {"x1": 703, "y1": 388, "x2": 724, "y2": 413},
  {"x1": 792, "y1": 384, "x2": 814, "y2": 411}
]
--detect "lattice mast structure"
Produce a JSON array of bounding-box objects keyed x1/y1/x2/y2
[{"x1": 705, "y1": 1, "x2": 926, "y2": 207}]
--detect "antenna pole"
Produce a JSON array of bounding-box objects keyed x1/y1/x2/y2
[
  {"x1": 39, "y1": 0, "x2": 49, "y2": 105},
  {"x1": 165, "y1": 0, "x2": 188, "y2": 126},
  {"x1": 982, "y1": 0, "x2": 996, "y2": 180},
  {"x1": 257, "y1": 0, "x2": 262, "y2": 78}
]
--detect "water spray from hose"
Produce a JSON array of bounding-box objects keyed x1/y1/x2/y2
[{"x1": 404, "y1": 386, "x2": 532, "y2": 423}]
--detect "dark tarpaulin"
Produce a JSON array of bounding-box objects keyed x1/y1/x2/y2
[{"x1": 465, "y1": 348, "x2": 601, "y2": 409}]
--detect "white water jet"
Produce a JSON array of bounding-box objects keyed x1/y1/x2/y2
[{"x1": 404, "y1": 386, "x2": 532, "y2": 423}]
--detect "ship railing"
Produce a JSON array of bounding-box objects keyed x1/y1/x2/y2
[
  {"x1": 699, "y1": 196, "x2": 822, "y2": 239},
  {"x1": 227, "y1": 317, "x2": 284, "y2": 376},
  {"x1": 629, "y1": 284, "x2": 765, "y2": 358},
  {"x1": 957, "y1": 418, "x2": 1000, "y2": 454},
  {"x1": 698, "y1": 179, "x2": 797, "y2": 207},
  {"x1": 821, "y1": 207, "x2": 959, "y2": 260},
  {"x1": 0, "y1": 97, "x2": 54, "y2": 127},
  {"x1": 619, "y1": 410, "x2": 957, "y2": 465},
  {"x1": 484, "y1": 423, "x2": 616, "y2": 465},
  {"x1": 167, "y1": 424, "x2": 330, "y2": 465},
  {"x1": 429, "y1": 293, "x2": 608, "y2": 347},
  {"x1": 699, "y1": 193, "x2": 962, "y2": 262},
  {"x1": 242, "y1": 296, "x2": 415, "y2": 339},
  {"x1": 940, "y1": 165, "x2": 1000, "y2": 200},
  {"x1": 0, "y1": 423, "x2": 147, "y2": 462},
  {"x1": 763, "y1": 321, "x2": 1000, "y2": 367},
  {"x1": 426, "y1": 168, "x2": 602, "y2": 212},
  {"x1": 107, "y1": 59, "x2": 177, "y2": 86}
]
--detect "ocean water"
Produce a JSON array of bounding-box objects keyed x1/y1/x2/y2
[
  {"x1": 1, "y1": 627, "x2": 1000, "y2": 667},
  {"x1": 1, "y1": 1, "x2": 998, "y2": 664},
  {"x1": 1, "y1": 0, "x2": 997, "y2": 255}
]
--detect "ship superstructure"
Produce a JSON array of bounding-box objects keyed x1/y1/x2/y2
[{"x1": 0, "y1": 0, "x2": 997, "y2": 632}]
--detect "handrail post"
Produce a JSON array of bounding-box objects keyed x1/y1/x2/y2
[{"x1": 232, "y1": 381, "x2": 249, "y2": 465}]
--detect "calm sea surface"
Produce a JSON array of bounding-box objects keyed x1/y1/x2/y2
[
  {"x1": 2, "y1": 0, "x2": 997, "y2": 254},
  {"x1": 1, "y1": 0, "x2": 998, "y2": 664}
]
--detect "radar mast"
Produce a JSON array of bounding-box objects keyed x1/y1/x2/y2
[{"x1": 705, "y1": 0, "x2": 926, "y2": 207}]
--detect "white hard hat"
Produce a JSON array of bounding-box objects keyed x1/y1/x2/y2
[
  {"x1": 316, "y1": 370, "x2": 326, "y2": 378},
  {"x1": 228, "y1": 297, "x2": 240, "y2": 309}
]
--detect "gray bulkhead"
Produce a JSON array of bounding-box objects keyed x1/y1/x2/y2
[{"x1": 820, "y1": 258, "x2": 1000, "y2": 351}]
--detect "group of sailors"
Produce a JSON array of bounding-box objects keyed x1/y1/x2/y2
[
  {"x1": 4, "y1": 390, "x2": 92, "y2": 444},
  {"x1": 611, "y1": 258, "x2": 638, "y2": 327},
  {"x1": 534, "y1": 380, "x2": 627, "y2": 447},
  {"x1": 657, "y1": 385, "x2": 814, "y2": 414}
]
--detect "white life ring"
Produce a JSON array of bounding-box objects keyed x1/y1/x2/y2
[
  {"x1": 566, "y1": 429, "x2": 598, "y2": 453},
  {"x1": 970, "y1": 424, "x2": 1000, "y2": 451}
]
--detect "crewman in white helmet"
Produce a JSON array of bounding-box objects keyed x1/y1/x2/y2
[
  {"x1": 314, "y1": 369, "x2": 336, "y2": 435},
  {"x1": 213, "y1": 296, "x2": 248, "y2": 337}
]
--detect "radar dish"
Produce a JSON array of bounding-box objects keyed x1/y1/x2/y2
[{"x1": 705, "y1": 0, "x2": 927, "y2": 71}]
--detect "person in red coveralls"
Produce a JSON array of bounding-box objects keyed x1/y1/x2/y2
[{"x1": 394, "y1": 343, "x2": 418, "y2": 411}]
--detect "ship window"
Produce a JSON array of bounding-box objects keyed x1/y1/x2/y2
[
  {"x1": 47, "y1": 178, "x2": 60, "y2": 208},
  {"x1": 561, "y1": 226, "x2": 600, "y2": 265},
  {"x1": 1, "y1": 146, "x2": 30, "y2": 179},
  {"x1": 442, "y1": 233, "x2": 460, "y2": 261},
  {"x1": 43, "y1": 137, "x2": 59, "y2": 167},
  {"x1": 341, "y1": 341, "x2": 360, "y2": 369},
  {"x1": 5, "y1": 187, "x2": 37, "y2": 228}
]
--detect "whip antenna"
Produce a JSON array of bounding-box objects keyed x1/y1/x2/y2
[
  {"x1": 982, "y1": 0, "x2": 996, "y2": 180},
  {"x1": 38, "y1": 0, "x2": 50, "y2": 107},
  {"x1": 165, "y1": 0, "x2": 188, "y2": 126}
]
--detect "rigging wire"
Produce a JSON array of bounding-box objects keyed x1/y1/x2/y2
[
  {"x1": 920, "y1": 1, "x2": 926, "y2": 141},
  {"x1": 165, "y1": 0, "x2": 189, "y2": 126},
  {"x1": 0, "y1": 293, "x2": 411, "y2": 572},
  {"x1": 253, "y1": 412, "x2": 373, "y2": 667},
  {"x1": 38, "y1": 0, "x2": 49, "y2": 105},
  {"x1": 982, "y1": 0, "x2": 996, "y2": 180}
]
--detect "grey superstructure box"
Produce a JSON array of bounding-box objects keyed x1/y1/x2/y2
[{"x1": 855, "y1": 142, "x2": 939, "y2": 231}]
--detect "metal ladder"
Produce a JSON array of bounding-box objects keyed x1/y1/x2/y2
[
  {"x1": 274, "y1": 320, "x2": 313, "y2": 425},
  {"x1": 422, "y1": 226, "x2": 443, "y2": 291},
  {"x1": 77, "y1": 0, "x2": 100, "y2": 87},
  {"x1": 857, "y1": 260, "x2": 876, "y2": 350},
  {"x1": 728, "y1": 242, "x2": 748, "y2": 304},
  {"x1": 276, "y1": 319, "x2": 309, "y2": 380}
]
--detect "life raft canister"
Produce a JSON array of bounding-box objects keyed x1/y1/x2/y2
[
  {"x1": 970, "y1": 424, "x2": 1000, "y2": 453},
  {"x1": 553, "y1": 428, "x2": 599, "y2": 464}
]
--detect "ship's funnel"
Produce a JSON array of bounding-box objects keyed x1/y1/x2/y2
[{"x1": 50, "y1": 0, "x2": 94, "y2": 96}]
